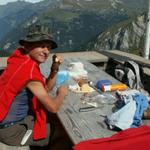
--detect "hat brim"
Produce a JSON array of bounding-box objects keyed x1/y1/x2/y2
[{"x1": 19, "y1": 39, "x2": 57, "y2": 49}]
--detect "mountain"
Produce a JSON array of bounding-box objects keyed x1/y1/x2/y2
[
  {"x1": 0, "y1": 0, "x2": 57, "y2": 40},
  {"x1": 90, "y1": 13, "x2": 146, "y2": 55},
  {"x1": 0, "y1": 0, "x2": 147, "y2": 56}
]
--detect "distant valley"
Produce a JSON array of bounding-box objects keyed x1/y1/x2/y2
[{"x1": 0, "y1": 0, "x2": 147, "y2": 56}]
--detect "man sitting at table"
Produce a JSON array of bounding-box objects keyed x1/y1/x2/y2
[{"x1": 0, "y1": 24, "x2": 72, "y2": 150}]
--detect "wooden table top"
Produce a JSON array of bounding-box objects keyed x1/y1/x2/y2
[{"x1": 40, "y1": 58, "x2": 121, "y2": 144}]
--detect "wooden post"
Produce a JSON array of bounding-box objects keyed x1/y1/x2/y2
[{"x1": 144, "y1": 0, "x2": 150, "y2": 59}]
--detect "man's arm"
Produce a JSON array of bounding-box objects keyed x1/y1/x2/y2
[
  {"x1": 26, "y1": 81, "x2": 67, "y2": 113},
  {"x1": 46, "y1": 74, "x2": 57, "y2": 92}
]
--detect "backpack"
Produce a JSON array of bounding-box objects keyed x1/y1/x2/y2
[{"x1": 115, "y1": 61, "x2": 144, "y2": 89}]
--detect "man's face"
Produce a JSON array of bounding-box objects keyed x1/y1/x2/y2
[{"x1": 27, "y1": 42, "x2": 51, "y2": 64}]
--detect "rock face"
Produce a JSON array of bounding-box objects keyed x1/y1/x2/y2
[{"x1": 93, "y1": 14, "x2": 146, "y2": 54}]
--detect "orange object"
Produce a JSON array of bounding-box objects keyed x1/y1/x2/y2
[{"x1": 102, "y1": 84, "x2": 128, "y2": 92}]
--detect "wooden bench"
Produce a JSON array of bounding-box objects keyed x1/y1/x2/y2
[
  {"x1": 0, "y1": 142, "x2": 30, "y2": 150},
  {"x1": 100, "y1": 50, "x2": 150, "y2": 68}
]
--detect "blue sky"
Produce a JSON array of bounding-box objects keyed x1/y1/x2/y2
[{"x1": 0, "y1": 0, "x2": 44, "y2": 5}]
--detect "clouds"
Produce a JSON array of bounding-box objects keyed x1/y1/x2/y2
[{"x1": 0, "y1": 0, "x2": 44, "y2": 5}]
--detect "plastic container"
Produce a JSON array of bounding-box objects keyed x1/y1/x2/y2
[
  {"x1": 91, "y1": 93, "x2": 116, "y2": 105},
  {"x1": 96, "y1": 80, "x2": 112, "y2": 90},
  {"x1": 102, "y1": 84, "x2": 128, "y2": 92},
  {"x1": 56, "y1": 70, "x2": 70, "y2": 87}
]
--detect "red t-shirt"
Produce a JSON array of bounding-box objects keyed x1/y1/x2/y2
[{"x1": 0, "y1": 48, "x2": 47, "y2": 140}]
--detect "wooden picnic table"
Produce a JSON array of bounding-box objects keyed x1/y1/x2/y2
[
  {"x1": 40, "y1": 58, "x2": 121, "y2": 144},
  {"x1": 40, "y1": 57, "x2": 150, "y2": 145}
]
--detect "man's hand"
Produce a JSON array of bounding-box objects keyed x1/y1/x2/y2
[
  {"x1": 57, "y1": 85, "x2": 68, "y2": 97},
  {"x1": 50, "y1": 54, "x2": 63, "y2": 79},
  {"x1": 26, "y1": 81, "x2": 67, "y2": 113},
  {"x1": 52, "y1": 54, "x2": 63, "y2": 64}
]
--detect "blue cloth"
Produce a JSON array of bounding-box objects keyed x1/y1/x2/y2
[
  {"x1": 106, "y1": 95, "x2": 136, "y2": 130},
  {"x1": 131, "y1": 93, "x2": 149, "y2": 127},
  {"x1": 106, "y1": 92, "x2": 149, "y2": 130}
]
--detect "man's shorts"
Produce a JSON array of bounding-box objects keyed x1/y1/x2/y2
[{"x1": 0, "y1": 115, "x2": 52, "y2": 146}]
